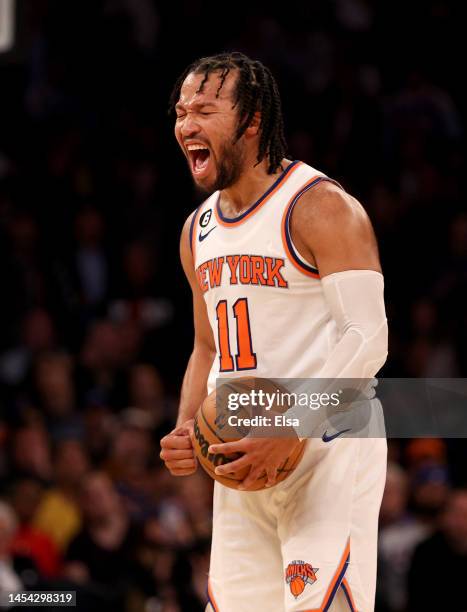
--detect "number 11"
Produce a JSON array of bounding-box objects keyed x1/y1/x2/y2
[{"x1": 216, "y1": 298, "x2": 257, "y2": 371}]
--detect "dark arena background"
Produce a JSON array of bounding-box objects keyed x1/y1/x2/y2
[{"x1": 0, "y1": 1, "x2": 466, "y2": 611}]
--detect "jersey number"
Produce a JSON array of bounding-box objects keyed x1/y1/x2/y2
[{"x1": 216, "y1": 298, "x2": 257, "y2": 371}]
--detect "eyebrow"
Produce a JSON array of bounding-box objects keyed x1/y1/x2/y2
[{"x1": 175, "y1": 101, "x2": 218, "y2": 111}]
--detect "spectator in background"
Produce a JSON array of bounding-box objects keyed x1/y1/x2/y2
[
  {"x1": 128, "y1": 363, "x2": 174, "y2": 439},
  {"x1": 11, "y1": 424, "x2": 52, "y2": 482},
  {"x1": 177, "y1": 472, "x2": 213, "y2": 542},
  {"x1": 73, "y1": 206, "x2": 109, "y2": 313},
  {"x1": 172, "y1": 538, "x2": 211, "y2": 612},
  {"x1": 109, "y1": 240, "x2": 173, "y2": 332},
  {"x1": 8, "y1": 477, "x2": 61, "y2": 583},
  {"x1": 79, "y1": 320, "x2": 127, "y2": 408},
  {"x1": 129, "y1": 523, "x2": 180, "y2": 611},
  {"x1": 378, "y1": 462, "x2": 431, "y2": 612},
  {"x1": 0, "y1": 308, "x2": 56, "y2": 387},
  {"x1": 32, "y1": 352, "x2": 83, "y2": 441},
  {"x1": 404, "y1": 439, "x2": 451, "y2": 526},
  {"x1": 408, "y1": 299, "x2": 459, "y2": 377},
  {"x1": 405, "y1": 438, "x2": 447, "y2": 471},
  {"x1": 410, "y1": 462, "x2": 451, "y2": 526},
  {"x1": 82, "y1": 402, "x2": 117, "y2": 466},
  {"x1": 106, "y1": 422, "x2": 157, "y2": 522},
  {"x1": 33, "y1": 439, "x2": 89, "y2": 552},
  {"x1": 0, "y1": 212, "x2": 46, "y2": 349},
  {"x1": 408, "y1": 488, "x2": 467, "y2": 611},
  {"x1": 0, "y1": 501, "x2": 22, "y2": 594},
  {"x1": 64, "y1": 471, "x2": 139, "y2": 612}
]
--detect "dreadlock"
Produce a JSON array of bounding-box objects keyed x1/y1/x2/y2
[{"x1": 169, "y1": 52, "x2": 288, "y2": 174}]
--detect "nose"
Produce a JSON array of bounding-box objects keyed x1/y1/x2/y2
[{"x1": 180, "y1": 112, "x2": 201, "y2": 138}]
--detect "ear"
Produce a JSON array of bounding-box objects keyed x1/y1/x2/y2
[{"x1": 245, "y1": 111, "x2": 261, "y2": 137}]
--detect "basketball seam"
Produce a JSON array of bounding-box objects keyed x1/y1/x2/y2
[
  {"x1": 195, "y1": 413, "x2": 244, "y2": 482},
  {"x1": 200, "y1": 402, "x2": 229, "y2": 444}
]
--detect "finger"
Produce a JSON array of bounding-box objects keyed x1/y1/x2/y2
[
  {"x1": 166, "y1": 458, "x2": 197, "y2": 470},
  {"x1": 173, "y1": 423, "x2": 192, "y2": 435},
  {"x1": 209, "y1": 440, "x2": 247, "y2": 455},
  {"x1": 265, "y1": 467, "x2": 278, "y2": 488},
  {"x1": 160, "y1": 448, "x2": 195, "y2": 461},
  {"x1": 214, "y1": 454, "x2": 251, "y2": 476},
  {"x1": 238, "y1": 467, "x2": 266, "y2": 491},
  {"x1": 170, "y1": 466, "x2": 197, "y2": 476},
  {"x1": 160, "y1": 434, "x2": 193, "y2": 450}
]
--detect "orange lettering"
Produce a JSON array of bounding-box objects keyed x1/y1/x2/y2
[
  {"x1": 265, "y1": 257, "x2": 288, "y2": 288},
  {"x1": 251, "y1": 256, "x2": 266, "y2": 285},
  {"x1": 197, "y1": 262, "x2": 209, "y2": 292},
  {"x1": 208, "y1": 257, "x2": 224, "y2": 287},
  {"x1": 226, "y1": 255, "x2": 240, "y2": 284},
  {"x1": 239, "y1": 255, "x2": 251, "y2": 284}
]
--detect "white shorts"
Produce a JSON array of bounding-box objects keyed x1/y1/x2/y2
[{"x1": 208, "y1": 435, "x2": 387, "y2": 612}]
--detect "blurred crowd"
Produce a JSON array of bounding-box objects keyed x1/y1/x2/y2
[{"x1": 0, "y1": 1, "x2": 466, "y2": 611}]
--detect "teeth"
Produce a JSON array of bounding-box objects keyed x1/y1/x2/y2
[{"x1": 187, "y1": 144, "x2": 209, "y2": 151}]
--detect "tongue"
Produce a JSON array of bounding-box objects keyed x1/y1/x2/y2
[{"x1": 195, "y1": 151, "x2": 209, "y2": 172}]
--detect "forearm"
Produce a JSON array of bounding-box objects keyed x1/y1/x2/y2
[
  {"x1": 318, "y1": 270, "x2": 388, "y2": 379},
  {"x1": 287, "y1": 270, "x2": 387, "y2": 438},
  {"x1": 177, "y1": 344, "x2": 215, "y2": 426}
]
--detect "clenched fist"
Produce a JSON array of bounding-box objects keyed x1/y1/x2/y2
[{"x1": 160, "y1": 419, "x2": 198, "y2": 476}]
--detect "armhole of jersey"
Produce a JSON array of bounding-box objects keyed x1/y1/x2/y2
[
  {"x1": 189, "y1": 204, "x2": 203, "y2": 261},
  {"x1": 281, "y1": 176, "x2": 344, "y2": 279}
]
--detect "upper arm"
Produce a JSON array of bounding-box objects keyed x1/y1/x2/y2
[
  {"x1": 180, "y1": 212, "x2": 216, "y2": 352},
  {"x1": 290, "y1": 182, "x2": 381, "y2": 278}
]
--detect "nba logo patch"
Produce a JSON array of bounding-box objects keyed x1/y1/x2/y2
[
  {"x1": 285, "y1": 560, "x2": 318, "y2": 598},
  {"x1": 200, "y1": 208, "x2": 212, "y2": 227}
]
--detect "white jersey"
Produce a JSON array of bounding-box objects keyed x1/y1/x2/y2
[
  {"x1": 190, "y1": 160, "x2": 340, "y2": 393},
  {"x1": 190, "y1": 161, "x2": 387, "y2": 612}
]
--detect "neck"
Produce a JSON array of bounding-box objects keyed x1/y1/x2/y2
[{"x1": 220, "y1": 156, "x2": 291, "y2": 216}]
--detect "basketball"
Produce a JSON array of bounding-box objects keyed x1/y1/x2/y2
[{"x1": 192, "y1": 378, "x2": 306, "y2": 491}]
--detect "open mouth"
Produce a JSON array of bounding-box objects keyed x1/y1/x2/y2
[{"x1": 186, "y1": 144, "x2": 211, "y2": 177}]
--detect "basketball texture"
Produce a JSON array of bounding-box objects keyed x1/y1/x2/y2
[{"x1": 192, "y1": 378, "x2": 305, "y2": 491}]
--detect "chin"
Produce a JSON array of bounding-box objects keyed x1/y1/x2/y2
[{"x1": 193, "y1": 173, "x2": 216, "y2": 195}]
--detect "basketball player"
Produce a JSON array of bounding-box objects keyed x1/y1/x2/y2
[{"x1": 160, "y1": 52, "x2": 388, "y2": 612}]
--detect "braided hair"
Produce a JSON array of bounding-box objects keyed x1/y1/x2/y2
[{"x1": 169, "y1": 52, "x2": 288, "y2": 174}]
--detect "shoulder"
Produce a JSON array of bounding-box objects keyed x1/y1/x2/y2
[
  {"x1": 181, "y1": 193, "x2": 218, "y2": 242},
  {"x1": 181, "y1": 208, "x2": 198, "y2": 240},
  {"x1": 180, "y1": 204, "x2": 203, "y2": 251},
  {"x1": 292, "y1": 180, "x2": 370, "y2": 231},
  {"x1": 289, "y1": 178, "x2": 381, "y2": 273},
  {"x1": 180, "y1": 203, "x2": 209, "y2": 279}
]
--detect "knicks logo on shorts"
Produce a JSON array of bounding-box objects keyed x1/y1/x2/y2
[{"x1": 285, "y1": 560, "x2": 318, "y2": 598}]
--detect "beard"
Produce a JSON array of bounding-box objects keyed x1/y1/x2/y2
[{"x1": 194, "y1": 136, "x2": 246, "y2": 195}]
